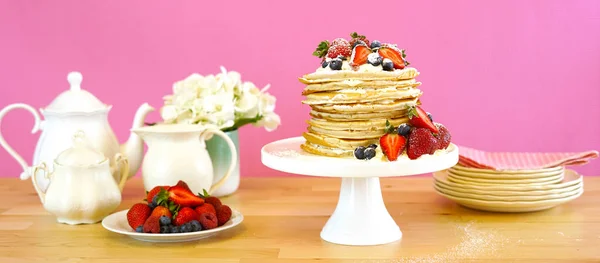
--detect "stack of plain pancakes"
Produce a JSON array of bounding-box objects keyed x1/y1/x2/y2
[{"x1": 299, "y1": 67, "x2": 422, "y2": 157}]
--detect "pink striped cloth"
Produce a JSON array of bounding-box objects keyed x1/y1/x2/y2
[{"x1": 457, "y1": 146, "x2": 599, "y2": 171}]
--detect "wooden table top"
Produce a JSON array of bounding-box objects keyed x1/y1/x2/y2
[{"x1": 1, "y1": 176, "x2": 599, "y2": 263}]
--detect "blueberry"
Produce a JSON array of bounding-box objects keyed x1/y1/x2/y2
[
  {"x1": 382, "y1": 58, "x2": 394, "y2": 71},
  {"x1": 160, "y1": 225, "x2": 170, "y2": 233},
  {"x1": 354, "y1": 146, "x2": 367, "y2": 160},
  {"x1": 135, "y1": 226, "x2": 143, "y2": 233},
  {"x1": 180, "y1": 224, "x2": 191, "y2": 233},
  {"x1": 159, "y1": 215, "x2": 171, "y2": 226},
  {"x1": 367, "y1": 53, "x2": 382, "y2": 66},
  {"x1": 397, "y1": 123, "x2": 411, "y2": 137},
  {"x1": 337, "y1": 55, "x2": 347, "y2": 61},
  {"x1": 329, "y1": 58, "x2": 343, "y2": 70},
  {"x1": 364, "y1": 147, "x2": 376, "y2": 160},
  {"x1": 170, "y1": 225, "x2": 180, "y2": 233},
  {"x1": 147, "y1": 202, "x2": 156, "y2": 209},
  {"x1": 427, "y1": 112, "x2": 433, "y2": 122},
  {"x1": 321, "y1": 61, "x2": 329, "y2": 68},
  {"x1": 190, "y1": 220, "x2": 202, "y2": 232},
  {"x1": 367, "y1": 144, "x2": 378, "y2": 149},
  {"x1": 152, "y1": 195, "x2": 159, "y2": 206},
  {"x1": 370, "y1": 40, "x2": 382, "y2": 49},
  {"x1": 352, "y1": 40, "x2": 366, "y2": 48}
]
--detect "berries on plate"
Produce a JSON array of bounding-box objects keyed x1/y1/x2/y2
[
  {"x1": 406, "y1": 127, "x2": 438, "y2": 160},
  {"x1": 174, "y1": 207, "x2": 199, "y2": 226},
  {"x1": 126, "y1": 203, "x2": 151, "y2": 229},
  {"x1": 434, "y1": 123, "x2": 452, "y2": 150},
  {"x1": 382, "y1": 58, "x2": 394, "y2": 71},
  {"x1": 199, "y1": 212, "x2": 218, "y2": 230},
  {"x1": 145, "y1": 185, "x2": 168, "y2": 204},
  {"x1": 216, "y1": 205, "x2": 233, "y2": 226},
  {"x1": 195, "y1": 203, "x2": 216, "y2": 217},
  {"x1": 407, "y1": 106, "x2": 439, "y2": 134},
  {"x1": 370, "y1": 40, "x2": 382, "y2": 49},
  {"x1": 327, "y1": 44, "x2": 352, "y2": 59},
  {"x1": 363, "y1": 147, "x2": 376, "y2": 160},
  {"x1": 378, "y1": 45, "x2": 408, "y2": 70},
  {"x1": 354, "y1": 146, "x2": 367, "y2": 160},
  {"x1": 397, "y1": 123, "x2": 411, "y2": 137},
  {"x1": 367, "y1": 53, "x2": 383, "y2": 66},
  {"x1": 350, "y1": 44, "x2": 371, "y2": 67},
  {"x1": 379, "y1": 120, "x2": 407, "y2": 161}
]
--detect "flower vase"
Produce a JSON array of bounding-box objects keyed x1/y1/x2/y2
[{"x1": 206, "y1": 129, "x2": 240, "y2": 197}]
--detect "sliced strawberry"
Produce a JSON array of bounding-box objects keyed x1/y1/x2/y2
[
  {"x1": 350, "y1": 44, "x2": 371, "y2": 67},
  {"x1": 172, "y1": 180, "x2": 192, "y2": 192},
  {"x1": 379, "y1": 120, "x2": 407, "y2": 161},
  {"x1": 407, "y1": 128, "x2": 438, "y2": 160},
  {"x1": 166, "y1": 186, "x2": 205, "y2": 207},
  {"x1": 408, "y1": 106, "x2": 439, "y2": 134},
  {"x1": 378, "y1": 46, "x2": 407, "y2": 69}
]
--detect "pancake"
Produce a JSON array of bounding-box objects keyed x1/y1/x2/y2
[
  {"x1": 300, "y1": 142, "x2": 353, "y2": 158},
  {"x1": 302, "y1": 87, "x2": 422, "y2": 105},
  {"x1": 302, "y1": 79, "x2": 421, "y2": 95},
  {"x1": 302, "y1": 132, "x2": 378, "y2": 150},
  {"x1": 299, "y1": 67, "x2": 420, "y2": 84},
  {"x1": 307, "y1": 117, "x2": 409, "y2": 131},
  {"x1": 309, "y1": 109, "x2": 409, "y2": 121},
  {"x1": 308, "y1": 126, "x2": 383, "y2": 139},
  {"x1": 310, "y1": 97, "x2": 418, "y2": 113}
]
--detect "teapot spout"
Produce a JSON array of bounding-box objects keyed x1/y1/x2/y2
[{"x1": 120, "y1": 103, "x2": 154, "y2": 179}]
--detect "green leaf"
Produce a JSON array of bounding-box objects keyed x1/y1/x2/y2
[
  {"x1": 223, "y1": 114, "x2": 263, "y2": 132},
  {"x1": 312, "y1": 40, "x2": 330, "y2": 58},
  {"x1": 407, "y1": 106, "x2": 418, "y2": 119},
  {"x1": 350, "y1": 32, "x2": 366, "y2": 39},
  {"x1": 384, "y1": 120, "x2": 396, "y2": 134}
]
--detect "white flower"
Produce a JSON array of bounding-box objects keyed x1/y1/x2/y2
[{"x1": 161, "y1": 66, "x2": 280, "y2": 132}]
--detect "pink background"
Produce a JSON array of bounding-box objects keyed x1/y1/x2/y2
[{"x1": 1, "y1": 0, "x2": 599, "y2": 177}]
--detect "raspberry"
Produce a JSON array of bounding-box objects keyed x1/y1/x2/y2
[
  {"x1": 142, "y1": 216, "x2": 161, "y2": 233},
  {"x1": 434, "y1": 123, "x2": 452, "y2": 150},
  {"x1": 198, "y1": 212, "x2": 218, "y2": 230},
  {"x1": 326, "y1": 45, "x2": 352, "y2": 59},
  {"x1": 194, "y1": 203, "x2": 216, "y2": 217},
  {"x1": 216, "y1": 205, "x2": 232, "y2": 226},
  {"x1": 204, "y1": 196, "x2": 222, "y2": 209},
  {"x1": 332, "y1": 38, "x2": 350, "y2": 47}
]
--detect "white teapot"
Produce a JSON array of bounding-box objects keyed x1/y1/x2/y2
[
  {"x1": 30, "y1": 131, "x2": 128, "y2": 225},
  {"x1": 0, "y1": 71, "x2": 154, "y2": 191}
]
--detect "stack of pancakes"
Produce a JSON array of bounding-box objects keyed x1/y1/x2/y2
[{"x1": 299, "y1": 67, "x2": 422, "y2": 157}]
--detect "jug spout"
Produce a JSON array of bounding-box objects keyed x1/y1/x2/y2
[{"x1": 120, "y1": 103, "x2": 154, "y2": 179}]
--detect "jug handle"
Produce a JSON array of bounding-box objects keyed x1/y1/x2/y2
[
  {"x1": 31, "y1": 162, "x2": 50, "y2": 204},
  {"x1": 200, "y1": 128, "x2": 237, "y2": 194},
  {"x1": 0, "y1": 103, "x2": 42, "y2": 180},
  {"x1": 114, "y1": 154, "x2": 130, "y2": 192}
]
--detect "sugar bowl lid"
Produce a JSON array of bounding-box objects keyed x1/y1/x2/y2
[
  {"x1": 44, "y1": 72, "x2": 107, "y2": 112},
  {"x1": 55, "y1": 131, "x2": 107, "y2": 166}
]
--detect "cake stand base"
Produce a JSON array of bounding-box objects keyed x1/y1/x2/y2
[{"x1": 321, "y1": 177, "x2": 401, "y2": 246}]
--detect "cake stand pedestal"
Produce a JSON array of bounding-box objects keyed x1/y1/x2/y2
[{"x1": 261, "y1": 137, "x2": 459, "y2": 246}]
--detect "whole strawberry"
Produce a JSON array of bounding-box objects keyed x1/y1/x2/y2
[
  {"x1": 127, "y1": 203, "x2": 151, "y2": 229},
  {"x1": 146, "y1": 185, "x2": 168, "y2": 204},
  {"x1": 195, "y1": 203, "x2": 216, "y2": 217},
  {"x1": 434, "y1": 123, "x2": 452, "y2": 150},
  {"x1": 407, "y1": 127, "x2": 438, "y2": 160},
  {"x1": 216, "y1": 205, "x2": 232, "y2": 226},
  {"x1": 379, "y1": 120, "x2": 407, "y2": 161},
  {"x1": 174, "y1": 207, "x2": 199, "y2": 226},
  {"x1": 150, "y1": 206, "x2": 172, "y2": 219},
  {"x1": 349, "y1": 32, "x2": 370, "y2": 48}
]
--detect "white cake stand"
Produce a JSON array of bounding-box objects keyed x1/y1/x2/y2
[{"x1": 261, "y1": 137, "x2": 459, "y2": 246}]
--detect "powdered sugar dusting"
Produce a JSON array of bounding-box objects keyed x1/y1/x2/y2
[{"x1": 270, "y1": 149, "x2": 301, "y2": 158}]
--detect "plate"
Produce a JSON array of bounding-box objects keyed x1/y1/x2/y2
[
  {"x1": 433, "y1": 179, "x2": 582, "y2": 196},
  {"x1": 446, "y1": 170, "x2": 564, "y2": 185},
  {"x1": 433, "y1": 169, "x2": 582, "y2": 191},
  {"x1": 434, "y1": 182, "x2": 582, "y2": 201},
  {"x1": 102, "y1": 209, "x2": 243, "y2": 242},
  {"x1": 435, "y1": 187, "x2": 584, "y2": 212},
  {"x1": 448, "y1": 167, "x2": 564, "y2": 179},
  {"x1": 450, "y1": 164, "x2": 563, "y2": 175}
]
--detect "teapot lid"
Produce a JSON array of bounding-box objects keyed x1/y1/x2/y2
[
  {"x1": 55, "y1": 131, "x2": 107, "y2": 166},
  {"x1": 44, "y1": 72, "x2": 107, "y2": 112}
]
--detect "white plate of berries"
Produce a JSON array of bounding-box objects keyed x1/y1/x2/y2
[{"x1": 102, "y1": 181, "x2": 243, "y2": 242}]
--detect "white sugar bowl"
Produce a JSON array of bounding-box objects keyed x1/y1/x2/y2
[{"x1": 29, "y1": 131, "x2": 129, "y2": 225}]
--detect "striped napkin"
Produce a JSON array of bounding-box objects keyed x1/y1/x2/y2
[{"x1": 458, "y1": 146, "x2": 599, "y2": 171}]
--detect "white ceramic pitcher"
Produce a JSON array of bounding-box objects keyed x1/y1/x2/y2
[{"x1": 132, "y1": 124, "x2": 237, "y2": 195}]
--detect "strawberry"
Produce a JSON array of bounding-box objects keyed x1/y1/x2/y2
[
  {"x1": 349, "y1": 32, "x2": 370, "y2": 48},
  {"x1": 145, "y1": 185, "x2": 168, "y2": 204},
  {"x1": 172, "y1": 180, "x2": 192, "y2": 193},
  {"x1": 173, "y1": 207, "x2": 198, "y2": 226},
  {"x1": 198, "y1": 212, "x2": 218, "y2": 230},
  {"x1": 378, "y1": 45, "x2": 408, "y2": 69},
  {"x1": 434, "y1": 123, "x2": 452, "y2": 150},
  {"x1": 142, "y1": 216, "x2": 161, "y2": 233},
  {"x1": 379, "y1": 120, "x2": 407, "y2": 161},
  {"x1": 350, "y1": 44, "x2": 371, "y2": 67},
  {"x1": 326, "y1": 44, "x2": 352, "y2": 59},
  {"x1": 161, "y1": 186, "x2": 205, "y2": 207},
  {"x1": 150, "y1": 205, "x2": 172, "y2": 219},
  {"x1": 407, "y1": 127, "x2": 438, "y2": 160},
  {"x1": 126, "y1": 203, "x2": 151, "y2": 229},
  {"x1": 407, "y1": 106, "x2": 439, "y2": 134},
  {"x1": 194, "y1": 203, "x2": 216, "y2": 217},
  {"x1": 216, "y1": 205, "x2": 232, "y2": 226}
]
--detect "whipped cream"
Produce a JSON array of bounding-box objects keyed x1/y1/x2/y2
[{"x1": 316, "y1": 61, "x2": 384, "y2": 73}]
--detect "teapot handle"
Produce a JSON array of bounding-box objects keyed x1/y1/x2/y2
[
  {"x1": 114, "y1": 154, "x2": 130, "y2": 192},
  {"x1": 0, "y1": 103, "x2": 42, "y2": 180},
  {"x1": 199, "y1": 128, "x2": 237, "y2": 194},
  {"x1": 31, "y1": 162, "x2": 50, "y2": 204}
]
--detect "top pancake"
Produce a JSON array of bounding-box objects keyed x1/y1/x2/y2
[{"x1": 299, "y1": 67, "x2": 420, "y2": 84}]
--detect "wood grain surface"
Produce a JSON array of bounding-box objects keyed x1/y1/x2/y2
[{"x1": 0, "y1": 176, "x2": 598, "y2": 263}]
